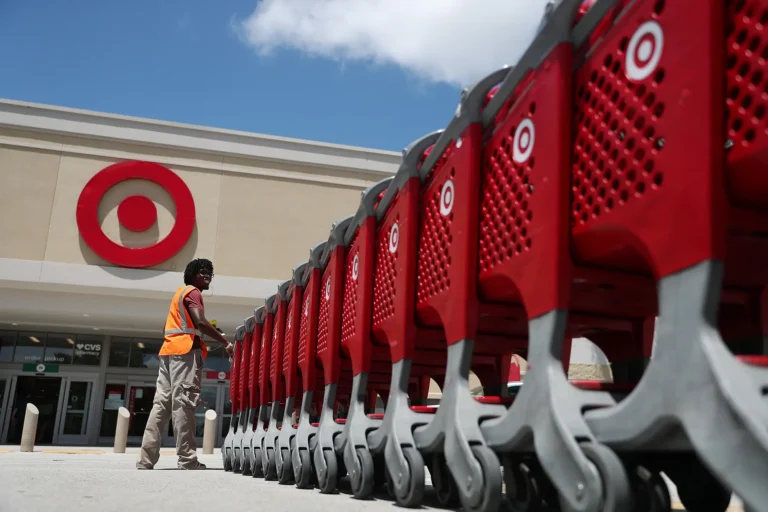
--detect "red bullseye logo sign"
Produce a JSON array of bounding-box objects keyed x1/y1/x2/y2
[
  {"x1": 625, "y1": 21, "x2": 664, "y2": 82},
  {"x1": 76, "y1": 161, "x2": 196, "y2": 269}
]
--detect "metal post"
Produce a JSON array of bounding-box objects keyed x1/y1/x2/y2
[
  {"x1": 113, "y1": 407, "x2": 130, "y2": 453},
  {"x1": 202, "y1": 409, "x2": 217, "y2": 455},
  {"x1": 19, "y1": 403, "x2": 39, "y2": 453}
]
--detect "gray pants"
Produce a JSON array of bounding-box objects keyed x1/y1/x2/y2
[{"x1": 137, "y1": 349, "x2": 203, "y2": 469}]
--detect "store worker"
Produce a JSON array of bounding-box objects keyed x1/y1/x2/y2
[{"x1": 137, "y1": 258, "x2": 234, "y2": 470}]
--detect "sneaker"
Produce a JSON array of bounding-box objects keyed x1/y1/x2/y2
[
  {"x1": 136, "y1": 464, "x2": 153, "y2": 470},
  {"x1": 179, "y1": 461, "x2": 206, "y2": 470}
]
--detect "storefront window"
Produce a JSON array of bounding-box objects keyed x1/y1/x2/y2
[
  {"x1": 13, "y1": 332, "x2": 45, "y2": 363},
  {"x1": 131, "y1": 339, "x2": 162, "y2": 369},
  {"x1": 108, "y1": 338, "x2": 131, "y2": 367},
  {"x1": 0, "y1": 331, "x2": 15, "y2": 362},
  {"x1": 109, "y1": 337, "x2": 161, "y2": 368},
  {"x1": 44, "y1": 334, "x2": 74, "y2": 364},
  {"x1": 0, "y1": 330, "x2": 104, "y2": 366},
  {"x1": 72, "y1": 334, "x2": 104, "y2": 366}
]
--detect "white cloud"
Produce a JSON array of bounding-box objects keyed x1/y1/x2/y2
[{"x1": 235, "y1": 0, "x2": 553, "y2": 87}]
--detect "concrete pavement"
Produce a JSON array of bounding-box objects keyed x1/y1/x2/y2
[
  {"x1": 0, "y1": 446, "x2": 438, "y2": 512},
  {"x1": 0, "y1": 446, "x2": 745, "y2": 511}
]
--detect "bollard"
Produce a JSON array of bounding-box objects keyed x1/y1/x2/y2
[
  {"x1": 113, "y1": 407, "x2": 131, "y2": 453},
  {"x1": 202, "y1": 409, "x2": 217, "y2": 454},
  {"x1": 20, "y1": 403, "x2": 39, "y2": 453}
]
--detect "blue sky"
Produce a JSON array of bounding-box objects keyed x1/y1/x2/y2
[{"x1": 0, "y1": 0, "x2": 547, "y2": 151}]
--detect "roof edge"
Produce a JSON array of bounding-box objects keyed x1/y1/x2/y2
[{"x1": 0, "y1": 98, "x2": 401, "y2": 176}]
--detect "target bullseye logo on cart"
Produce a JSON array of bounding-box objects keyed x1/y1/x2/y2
[
  {"x1": 352, "y1": 254, "x2": 359, "y2": 281},
  {"x1": 440, "y1": 180, "x2": 455, "y2": 217},
  {"x1": 513, "y1": 118, "x2": 535, "y2": 164},
  {"x1": 389, "y1": 223, "x2": 400, "y2": 254},
  {"x1": 625, "y1": 21, "x2": 663, "y2": 82},
  {"x1": 76, "y1": 161, "x2": 196, "y2": 269}
]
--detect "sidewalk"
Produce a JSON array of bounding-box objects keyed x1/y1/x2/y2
[
  {"x1": 0, "y1": 445, "x2": 433, "y2": 512},
  {"x1": 0, "y1": 445, "x2": 185, "y2": 456},
  {"x1": 0, "y1": 446, "x2": 745, "y2": 511}
]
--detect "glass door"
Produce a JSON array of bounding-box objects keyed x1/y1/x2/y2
[
  {"x1": 99, "y1": 382, "x2": 127, "y2": 441},
  {"x1": 57, "y1": 378, "x2": 96, "y2": 445},
  {"x1": 126, "y1": 382, "x2": 157, "y2": 445},
  {"x1": 5, "y1": 376, "x2": 63, "y2": 445}
]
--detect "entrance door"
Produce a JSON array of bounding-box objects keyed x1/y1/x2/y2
[
  {"x1": 57, "y1": 378, "x2": 96, "y2": 445},
  {"x1": 126, "y1": 382, "x2": 157, "y2": 445},
  {"x1": 7, "y1": 376, "x2": 63, "y2": 445}
]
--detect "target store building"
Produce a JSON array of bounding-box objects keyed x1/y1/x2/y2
[
  {"x1": 0, "y1": 98, "x2": 402, "y2": 448},
  {"x1": 0, "y1": 99, "x2": 610, "y2": 448}
]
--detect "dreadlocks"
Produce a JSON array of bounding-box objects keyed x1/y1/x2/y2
[{"x1": 183, "y1": 258, "x2": 213, "y2": 285}]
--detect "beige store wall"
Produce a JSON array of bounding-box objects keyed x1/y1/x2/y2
[
  {"x1": 214, "y1": 173, "x2": 364, "y2": 277},
  {"x1": 0, "y1": 129, "x2": 384, "y2": 280},
  {"x1": 0, "y1": 146, "x2": 61, "y2": 261}
]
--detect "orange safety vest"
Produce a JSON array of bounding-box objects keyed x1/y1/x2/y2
[{"x1": 160, "y1": 285, "x2": 208, "y2": 359}]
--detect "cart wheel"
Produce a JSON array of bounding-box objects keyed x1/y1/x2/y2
[
  {"x1": 431, "y1": 454, "x2": 460, "y2": 508},
  {"x1": 241, "y1": 457, "x2": 252, "y2": 477},
  {"x1": 392, "y1": 446, "x2": 425, "y2": 508},
  {"x1": 504, "y1": 459, "x2": 542, "y2": 512},
  {"x1": 630, "y1": 465, "x2": 671, "y2": 512},
  {"x1": 264, "y1": 448, "x2": 277, "y2": 480},
  {"x1": 277, "y1": 447, "x2": 294, "y2": 485},
  {"x1": 251, "y1": 447, "x2": 264, "y2": 478},
  {"x1": 457, "y1": 445, "x2": 502, "y2": 512},
  {"x1": 560, "y1": 443, "x2": 631, "y2": 512},
  {"x1": 293, "y1": 448, "x2": 313, "y2": 489},
  {"x1": 315, "y1": 447, "x2": 339, "y2": 494},
  {"x1": 223, "y1": 449, "x2": 232, "y2": 472},
  {"x1": 233, "y1": 449, "x2": 242, "y2": 474},
  {"x1": 349, "y1": 447, "x2": 375, "y2": 499}
]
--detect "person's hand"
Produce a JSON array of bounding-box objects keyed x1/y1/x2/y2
[{"x1": 225, "y1": 342, "x2": 234, "y2": 358}]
